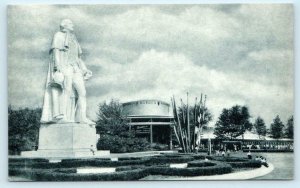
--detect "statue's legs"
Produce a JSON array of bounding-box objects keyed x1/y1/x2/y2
[
  {"x1": 61, "y1": 67, "x2": 75, "y2": 122},
  {"x1": 73, "y1": 72, "x2": 95, "y2": 125}
]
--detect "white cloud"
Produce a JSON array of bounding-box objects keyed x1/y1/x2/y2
[
  {"x1": 8, "y1": 5, "x2": 294, "y2": 126},
  {"x1": 86, "y1": 49, "x2": 293, "y2": 125}
]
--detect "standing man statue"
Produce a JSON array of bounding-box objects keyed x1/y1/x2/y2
[{"x1": 41, "y1": 19, "x2": 94, "y2": 125}]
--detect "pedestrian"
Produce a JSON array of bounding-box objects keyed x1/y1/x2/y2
[
  {"x1": 247, "y1": 151, "x2": 252, "y2": 159},
  {"x1": 222, "y1": 150, "x2": 225, "y2": 157},
  {"x1": 227, "y1": 150, "x2": 231, "y2": 157}
]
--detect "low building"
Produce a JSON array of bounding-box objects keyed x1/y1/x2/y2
[
  {"x1": 200, "y1": 128, "x2": 294, "y2": 152},
  {"x1": 122, "y1": 99, "x2": 174, "y2": 148},
  {"x1": 122, "y1": 99, "x2": 293, "y2": 152}
]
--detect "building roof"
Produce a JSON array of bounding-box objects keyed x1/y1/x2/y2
[
  {"x1": 122, "y1": 99, "x2": 170, "y2": 106},
  {"x1": 200, "y1": 128, "x2": 293, "y2": 141}
]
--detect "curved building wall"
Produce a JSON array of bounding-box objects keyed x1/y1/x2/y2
[{"x1": 122, "y1": 100, "x2": 171, "y2": 116}]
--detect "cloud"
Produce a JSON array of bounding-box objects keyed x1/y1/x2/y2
[
  {"x1": 8, "y1": 4, "x2": 294, "y2": 126},
  {"x1": 86, "y1": 49, "x2": 293, "y2": 125}
]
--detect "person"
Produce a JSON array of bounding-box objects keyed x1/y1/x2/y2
[
  {"x1": 261, "y1": 156, "x2": 269, "y2": 167},
  {"x1": 234, "y1": 144, "x2": 237, "y2": 152},
  {"x1": 221, "y1": 150, "x2": 225, "y2": 157},
  {"x1": 247, "y1": 151, "x2": 252, "y2": 159},
  {"x1": 255, "y1": 156, "x2": 261, "y2": 161},
  {"x1": 41, "y1": 19, "x2": 94, "y2": 125},
  {"x1": 227, "y1": 149, "x2": 231, "y2": 157}
]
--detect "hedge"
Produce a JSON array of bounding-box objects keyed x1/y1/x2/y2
[
  {"x1": 10, "y1": 162, "x2": 232, "y2": 181},
  {"x1": 226, "y1": 160, "x2": 262, "y2": 168},
  {"x1": 115, "y1": 165, "x2": 147, "y2": 172},
  {"x1": 213, "y1": 156, "x2": 249, "y2": 162},
  {"x1": 10, "y1": 154, "x2": 265, "y2": 181},
  {"x1": 149, "y1": 161, "x2": 232, "y2": 176},
  {"x1": 10, "y1": 155, "x2": 196, "y2": 169},
  {"x1": 187, "y1": 161, "x2": 217, "y2": 168},
  {"x1": 97, "y1": 134, "x2": 150, "y2": 153},
  {"x1": 9, "y1": 168, "x2": 148, "y2": 181},
  {"x1": 145, "y1": 155, "x2": 195, "y2": 165},
  {"x1": 9, "y1": 158, "x2": 49, "y2": 163},
  {"x1": 243, "y1": 149, "x2": 293, "y2": 153},
  {"x1": 211, "y1": 156, "x2": 262, "y2": 168}
]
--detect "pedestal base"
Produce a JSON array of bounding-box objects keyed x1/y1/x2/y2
[
  {"x1": 21, "y1": 150, "x2": 110, "y2": 158},
  {"x1": 21, "y1": 123, "x2": 110, "y2": 158}
]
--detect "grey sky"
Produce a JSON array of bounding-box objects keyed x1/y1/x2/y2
[{"x1": 8, "y1": 4, "x2": 293, "y2": 126}]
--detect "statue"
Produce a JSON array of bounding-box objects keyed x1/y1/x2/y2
[{"x1": 41, "y1": 19, "x2": 94, "y2": 125}]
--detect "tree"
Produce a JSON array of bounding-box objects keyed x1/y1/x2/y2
[
  {"x1": 171, "y1": 94, "x2": 212, "y2": 153},
  {"x1": 285, "y1": 116, "x2": 293, "y2": 139},
  {"x1": 8, "y1": 106, "x2": 42, "y2": 155},
  {"x1": 254, "y1": 116, "x2": 267, "y2": 138},
  {"x1": 96, "y1": 99, "x2": 132, "y2": 137},
  {"x1": 214, "y1": 105, "x2": 251, "y2": 140},
  {"x1": 178, "y1": 105, "x2": 212, "y2": 131},
  {"x1": 270, "y1": 115, "x2": 284, "y2": 139},
  {"x1": 95, "y1": 99, "x2": 150, "y2": 153}
]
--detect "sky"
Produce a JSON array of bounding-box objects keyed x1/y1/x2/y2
[{"x1": 7, "y1": 4, "x2": 294, "y2": 126}]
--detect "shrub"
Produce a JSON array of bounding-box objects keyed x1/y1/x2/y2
[
  {"x1": 8, "y1": 107, "x2": 42, "y2": 155},
  {"x1": 9, "y1": 168, "x2": 148, "y2": 181},
  {"x1": 146, "y1": 155, "x2": 194, "y2": 165},
  {"x1": 116, "y1": 165, "x2": 147, "y2": 172},
  {"x1": 191, "y1": 154, "x2": 214, "y2": 160},
  {"x1": 11, "y1": 154, "x2": 265, "y2": 181},
  {"x1": 187, "y1": 161, "x2": 216, "y2": 167},
  {"x1": 226, "y1": 160, "x2": 262, "y2": 168},
  {"x1": 9, "y1": 158, "x2": 49, "y2": 163},
  {"x1": 97, "y1": 134, "x2": 150, "y2": 153},
  {"x1": 149, "y1": 161, "x2": 232, "y2": 176},
  {"x1": 150, "y1": 143, "x2": 169, "y2": 151},
  {"x1": 211, "y1": 156, "x2": 262, "y2": 168},
  {"x1": 213, "y1": 156, "x2": 249, "y2": 162},
  {"x1": 10, "y1": 160, "x2": 232, "y2": 180}
]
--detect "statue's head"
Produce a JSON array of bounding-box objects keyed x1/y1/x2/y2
[{"x1": 60, "y1": 19, "x2": 74, "y2": 32}]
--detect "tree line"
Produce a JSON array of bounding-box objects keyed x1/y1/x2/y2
[
  {"x1": 214, "y1": 105, "x2": 293, "y2": 140},
  {"x1": 8, "y1": 101, "x2": 294, "y2": 155}
]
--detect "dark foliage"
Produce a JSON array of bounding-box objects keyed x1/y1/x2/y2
[
  {"x1": 285, "y1": 116, "x2": 293, "y2": 139},
  {"x1": 187, "y1": 161, "x2": 216, "y2": 167},
  {"x1": 214, "y1": 105, "x2": 251, "y2": 140},
  {"x1": 270, "y1": 115, "x2": 285, "y2": 139},
  {"x1": 8, "y1": 106, "x2": 42, "y2": 155},
  {"x1": 254, "y1": 116, "x2": 267, "y2": 138},
  {"x1": 95, "y1": 99, "x2": 151, "y2": 153},
  {"x1": 149, "y1": 161, "x2": 232, "y2": 176},
  {"x1": 96, "y1": 99, "x2": 131, "y2": 137},
  {"x1": 212, "y1": 156, "x2": 262, "y2": 168},
  {"x1": 97, "y1": 134, "x2": 150, "y2": 153},
  {"x1": 178, "y1": 106, "x2": 212, "y2": 130},
  {"x1": 9, "y1": 155, "x2": 234, "y2": 181}
]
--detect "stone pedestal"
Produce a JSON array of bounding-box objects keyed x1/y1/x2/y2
[{"x1": 21, "y1": 123, "x2": 110, "y2": 158}]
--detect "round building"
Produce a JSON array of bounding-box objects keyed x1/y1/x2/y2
[{"x1": 122, "y1": 99, "x2": 174, "y2": 148}]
